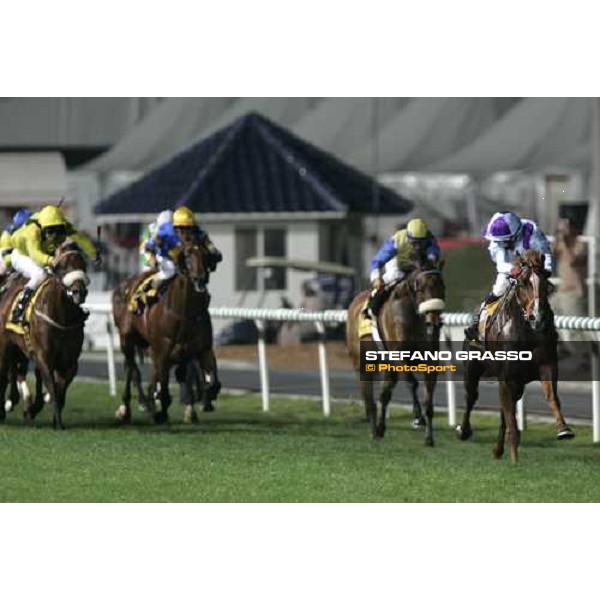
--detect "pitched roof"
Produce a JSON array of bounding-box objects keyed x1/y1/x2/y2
[{"x1": 94, "y1": 112, "x2": 412, "y2": 218}]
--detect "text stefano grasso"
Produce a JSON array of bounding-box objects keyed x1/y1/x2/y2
[{"x1": 363, "y1": 350, "x2": 533, "y2": 362}]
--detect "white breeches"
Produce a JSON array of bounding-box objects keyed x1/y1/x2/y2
[
  {"x1": 11, "y1": 250, "x2": 48, "y2": 290},
  {"x1": 370, "y1": 259, "x2": 401, "y2": 285},
  {"x1": 154, "y1": 255, "x2": 177, "y2": 284},
  {"x1": 492, "y1": 273, "x2": 511, "y2": 297}
]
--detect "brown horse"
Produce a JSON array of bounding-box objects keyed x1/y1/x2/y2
[
  {"x1": 346, "y1": 258, "x2": 446, "y2": 445},
  {"x1": 0, "y1": 242, "x2": 90, "y2": 428},
  {"x1": 112, "y1": 242, "x2": 220, "y2": 424},
  {"x1": 457, "y1": 249, "x2": 574, "y2": 463}
]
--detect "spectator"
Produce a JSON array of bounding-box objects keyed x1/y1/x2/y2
[
  {"x1": 552, "y1": 218, "x2": 587, "y2": 316},
  {"x1": 552, "y1": 218, "x2": 588, "y2": 360}
]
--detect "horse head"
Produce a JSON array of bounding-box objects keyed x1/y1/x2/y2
[
  {"x1": 52, "y1": 242, "x2": 90, "y2": 306},
  {"x1": 393, "y1": 257, "x2": 446, "y2": 337},
  {"x1": 511, "y1": 249, "x2": 553, "y2": 332},
  {"x1": 179, "y1": 242, "x2": 209, "y2": 294}
]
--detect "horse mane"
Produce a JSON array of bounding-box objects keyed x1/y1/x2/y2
[{"x1": 515, "y1": 249, "x2": 544, "y2": 271}]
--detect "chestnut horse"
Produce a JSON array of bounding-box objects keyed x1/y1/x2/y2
[
  {"x1": 112, "y1": 242, "x2": 220, "y2": 424},
  {"x1": 457, "y1": 249, "x2": 574, "y2": 463},
  {"x1": 0, "y1": 242, "x2": 90, "y2": 428},
  {"x1": 346, "y1": 258, "x2": 446, "y2": 445}
]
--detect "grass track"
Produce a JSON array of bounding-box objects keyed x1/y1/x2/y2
[{"x1": 0, "y1": 382, "x2": 599, "y2": 502}]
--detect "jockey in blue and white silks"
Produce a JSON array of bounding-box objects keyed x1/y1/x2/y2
[
  {"x1": 132, "y1": 210, "x2": 182, "y2": 315},
  {"x1": 464, "y1": 211, "x2": 554, "y2": 341}
]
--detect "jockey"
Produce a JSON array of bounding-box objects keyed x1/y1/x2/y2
[
  {"x1": 363, "y1": 218, "x2": 441, "y2": 319},
  {"x1": 0, "y1": 209, "x2": 32, "y2": 278},
  {"x1": 132, "y1": 209, "x2": 181, "y2": 315},
  {"x1": 464, "y1": 211, "x2": 554, "y2": 341},
  {"x1": 172, "y1": 206, "x2": 222, "y2": 272},
  {"x1": 9, "y1": 204, "x2": 100, "y2": 323}
]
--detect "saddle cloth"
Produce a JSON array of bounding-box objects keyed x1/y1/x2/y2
[
  {"x1": 5, "y1": 279, "x2": 52, "y2": 335},
  {"x1": 478, "y1": 297, "x2": 502, "y2": 338},
  {"x1": 358, "y1": 299, "x2": 386, "y2": 350},
  {"x1": 127, "y1": 272, "x2": 156, "y2": 313}
]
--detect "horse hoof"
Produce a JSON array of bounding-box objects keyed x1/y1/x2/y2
[
  {"x1": 4, "y1": 400, "x2": 13, "y2": 413},
  {"x1": 424, "y1": 438, "x2": 434, "y2": 447},
  {"x1": 153, "y1": 411, "x2": 168, "y2": 425},
  {"x1": 493, "y1": 448, "x2": 503, "y2": 460},
  {"x1": 203, "y1": 403, "x2": 215, "y2": 413},
  {"x1": 412, "y1": 418, "x2": 425, "y2": 429},
  {"x1": 43, "y1": 392, "x2": 52, "y2": 404},
  {"x1": 183, "y1": 407, "x2": 199, "y2": 424},
  {"x1": 456, "y1": 425, "x2": 472, "y2": 441},
  {"x1": 115, "y1": 405, "x2": 131, "y2": 423},
  {"x1": 557, "y1": 428, "x2": 575, "y2": 440}
]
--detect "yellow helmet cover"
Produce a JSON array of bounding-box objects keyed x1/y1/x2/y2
[{"x1": 173, "y1": 206, "x2": 196, "y2": 228}]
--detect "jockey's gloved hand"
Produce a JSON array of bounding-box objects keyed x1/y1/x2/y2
[
  {"x1": 43, "y1": 266, "x2": 54, "y2": 276},
  {"x1": 373, "y1": 277, "x2": 384, "y2": 290}
]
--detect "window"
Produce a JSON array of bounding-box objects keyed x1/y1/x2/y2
[
  {"x1": 234, "y1": 226, "x2": 287, "y2": 292},
  {"x1": 264, "y1": 228, "x2": 287, "y2": 290},
  {"x1": 235, "y1": 228, "x2": 258, "y2": 291}
]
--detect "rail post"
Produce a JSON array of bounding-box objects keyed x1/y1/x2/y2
[
  {"x1": 106, "y1": 315, "x2": 117, "y2": 397},
  {"x1": 315, "y1": 321, "x2": 331, "y2": 417},
  {"x1": 592, "y1": 341, "x2": 600, "y2": 443},
  {"x1": 255, "y1": 320, "x2": 270, "y2": 412},
  {"x1": 446, "y1": 378, "x2": 457, "y2": 428}
]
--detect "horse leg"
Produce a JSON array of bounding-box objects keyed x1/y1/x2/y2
[
  {"x1": 116, "y1": 340, "x2": 140, "y2": 423},
  {"x1": 359, "y1": 378, "x2": 379, "y2": 440},
  {"x1": 539, "y1": 366, "x2": 575, "y2": 440},
  {"x1": 406, "y1": 372, "x2": 425, "y2": 428},
  {"x1": 0, "y1": 360, "x2": 9, "y2": 423},
  {"x1": 149, "y1": 354, "x2": 170, "y2": 424},
  {"x1": 198, "y1": 349, "x2": 221, "y2": 412},
  {"x1": 457, "y1": 360, "x2": 483, "y2": 441},
  {"x1": 376, "y1": 370, "x2": 398, "y2": 438},
  {"x1": 52, "y1": 371, "x2": 73, "y2": 431},
  {"x1": 423, "y1": 370, "x2": 438, "y2": 447},
  {"x1": 34, "y1": 360, "x2": 62, "y2": 430},
  {"x1": 496, "y1": 381, "x2": 519, "y2": 462}
]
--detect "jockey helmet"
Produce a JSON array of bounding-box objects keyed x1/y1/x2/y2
[
  {"x1": 173, "y1": 206, "x2": 196, "y2": 228},
  {"x1": 485, "y1": 211, "x2": 522, "y2": 242},
  {"x1": 38, "y1": 205, "x2": 67, "y2": 230},
  {"x1": 156, "y1": 210, "x2": 173, "y2": 227},
  {"x1": 12, "y1": 209, "x2": 32, "y2": 229},
  {"x1": 406, "y1": 218, "x2": 429, "y2": 241}
]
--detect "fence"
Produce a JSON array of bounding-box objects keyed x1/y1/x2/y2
[{"x1": 83, "y1": 303, "x2": 600, "y2": 443}]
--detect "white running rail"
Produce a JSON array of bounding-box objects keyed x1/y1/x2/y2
[{"x1": 82, "y1": 303, "x2": 600, "y2": 443}]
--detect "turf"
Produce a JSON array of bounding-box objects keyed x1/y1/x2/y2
[{"x1": 0, "y1": 381, "x2": 598, "y2": 502}]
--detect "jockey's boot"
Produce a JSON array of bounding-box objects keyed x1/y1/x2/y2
[
  {"x1": 464, "y1": 294, "x2": 499, "y2": 342},
  {"x1": 11, "y1": 287, "x2": 34, "y2": 324},
  {"x1": 132, "y1": 279, "x2": 154, "y2": 316},
  {"x1": 362, "y1": 286, "x2": 386, "y2": 320}
]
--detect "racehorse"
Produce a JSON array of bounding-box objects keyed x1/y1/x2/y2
[
  {"x1": 0, "y1": 242, "x2": 90, "y2": 428},
  {"x1": 346, "y1": 258, "x2": 446, "y2": 445},
  {"x1": 112, "y1": 242, "x2": 220, "y2": 424},
  {"x1": 456, "y1": 249, "x2": 574, "y2": 463}
]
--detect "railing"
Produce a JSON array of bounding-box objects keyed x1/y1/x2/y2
[{"x1": 83, "y1": 304, "x2": 600, "y2": 443}]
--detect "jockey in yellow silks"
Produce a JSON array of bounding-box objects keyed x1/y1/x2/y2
[
  {"x1": 172, "y1": 206, "x2": 222, "y2": 272},
  {"x1": 363, "y1": 218, "x2": 441, "y2": 319},
  {"x1": 0, "y1": 209, "x2": 32, "y2": 279},
  {"x1": 9, "y1": 205, "x2": 99, "y2": 323}
]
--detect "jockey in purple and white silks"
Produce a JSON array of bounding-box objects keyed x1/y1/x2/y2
[{"x1": 464, "y1": 211, "x2": 554, "y2": 341}]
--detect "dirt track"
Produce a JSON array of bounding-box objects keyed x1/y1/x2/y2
[{"x1": 215, "y1": 341, "x2": 354, "y2": 371}]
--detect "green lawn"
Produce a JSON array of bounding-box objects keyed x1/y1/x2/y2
[{"x1": 0, "y1": 381, "x2": 598, "y2": 502}]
